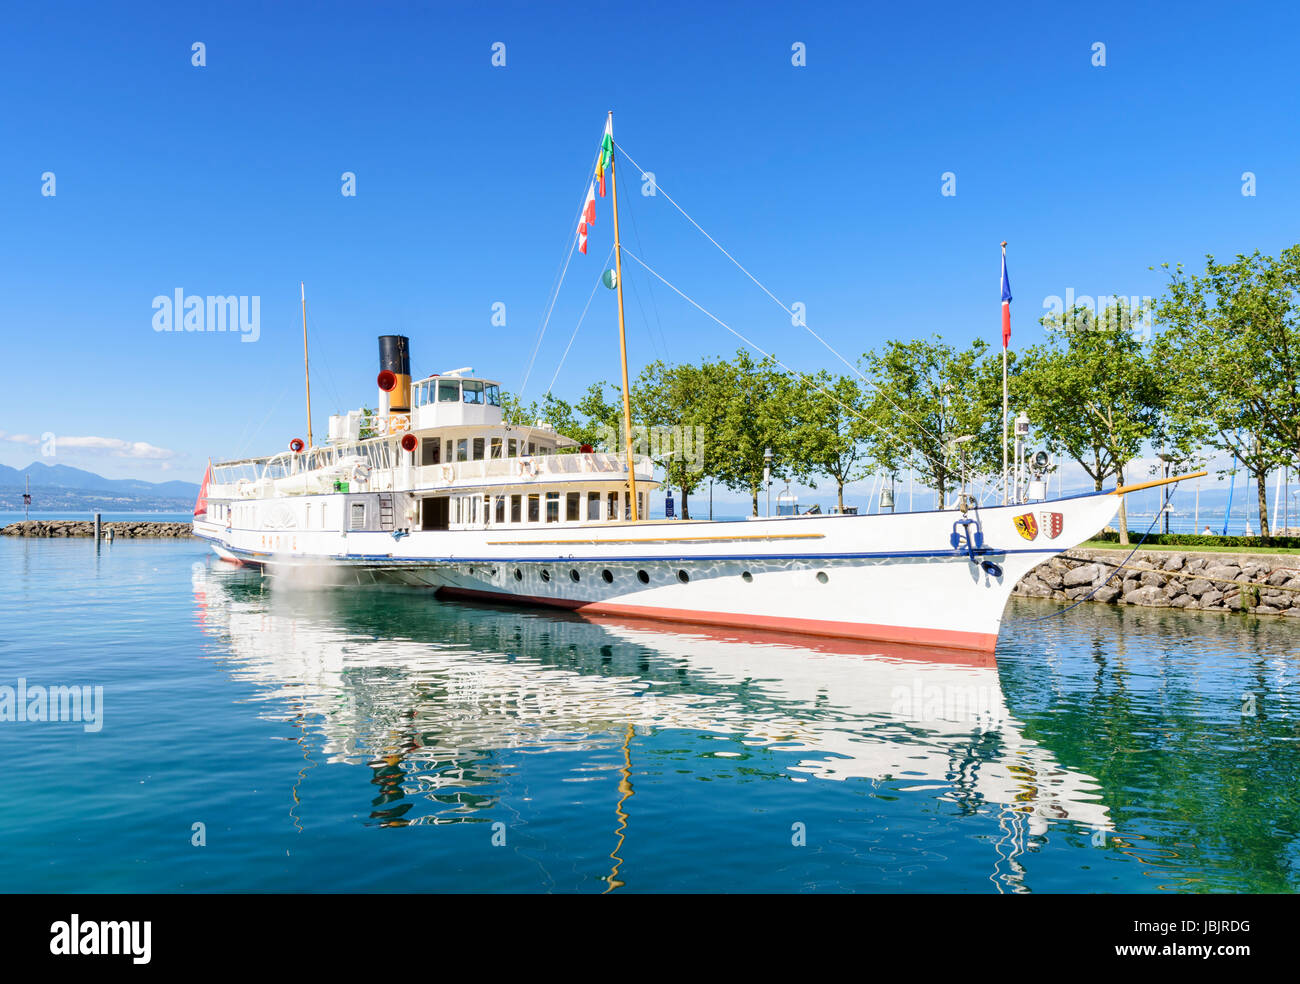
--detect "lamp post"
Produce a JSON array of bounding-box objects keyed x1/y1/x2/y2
[
  {"x1": 1157, "y1": 453, "x2": 1174, "y2": 534},
  {"x1": 763, "y1": 448, "x2": 773, "y2": 518},
  {"x1": 1013, "y1": 412, "x2": 1030, "y2": 503}
]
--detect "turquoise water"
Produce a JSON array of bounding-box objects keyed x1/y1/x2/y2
[{"x1": 1, "y1": 536, "x2": 1298, "y2": 893}]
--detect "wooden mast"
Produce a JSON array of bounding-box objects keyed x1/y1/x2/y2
[
  {"x1": 300, "y1": 281, "x2": 314, "y2": 450},
  {"x1": 608, "y1": 111, "x2": 639, "y2": 521}
]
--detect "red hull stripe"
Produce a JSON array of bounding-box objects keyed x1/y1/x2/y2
[{"x1": 435, "y1": 586, "x2": 999, "y2": 653}]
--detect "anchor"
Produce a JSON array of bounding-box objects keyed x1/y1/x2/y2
[{"x1": 950, "y1": 515, "x2": 1002, "y2": 579}]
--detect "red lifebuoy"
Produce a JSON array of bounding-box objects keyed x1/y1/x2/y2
[
  {"x1": 400, "y1": 433, "x2": 418, "y2": 453},
  {"x1": 289, "y1": 438, "x2": 305, "y2": 453},
  {"x1": 377, "y1": 370, "x2": 397, "y2": 392}
]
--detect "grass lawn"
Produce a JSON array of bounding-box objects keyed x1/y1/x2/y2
[{"x1": 1078, "y1": 540, "x2": 1300, "y2": 557}]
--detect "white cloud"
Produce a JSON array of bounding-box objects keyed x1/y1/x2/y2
[{"x1": 0, "y1": 431, "x2": 178, "y2": 460}]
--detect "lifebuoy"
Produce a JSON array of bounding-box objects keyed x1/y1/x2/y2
[
  {"x1": 289, "y1": 438, "x2": 305, "y2": 453},
  {"x1": 351, "y1": 461, "x2": 372, "y2": 483},
  {"x1": 442, "y1": 464, "x2": 456, "y2": 482},
  {"x1": 516, "y1": 458, "x2": 535, "y2": 477},
  {"x1": 400, "y1": 433, "x2": 418, "y2": 453}
]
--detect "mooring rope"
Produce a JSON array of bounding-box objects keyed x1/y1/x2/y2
[{"x1": 1026, "y1": 486, "x2": 1177, "y2": 622}]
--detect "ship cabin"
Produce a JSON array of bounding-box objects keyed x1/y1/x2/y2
[{"x1": 205, "y1": 365, "x2": 656, "y2": 537}]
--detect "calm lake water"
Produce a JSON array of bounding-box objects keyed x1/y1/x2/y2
[{"x1": 1, "y1": 535, "x2": 1297, "y2": 893}]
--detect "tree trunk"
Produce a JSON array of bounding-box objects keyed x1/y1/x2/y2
[
  {"x1": 837, "y1": 483, "x2": 844, "y2": 513},
  {"x1": 1117, "y1": 465, "x2": 1129, "y2": 546},
  {"x1": 1255, "y1": 468, "x2": 1270, "y2": 538},
  {"x1": 751, "y1": 489, "x2": 759, "y2": 517}
]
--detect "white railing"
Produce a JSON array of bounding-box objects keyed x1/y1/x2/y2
[
  {"x1": 208, "y1": 452, "x2": 654, "y2": 500},
  {"x1": 418, "y1": 453, "x2": 653, "y2": 489}
]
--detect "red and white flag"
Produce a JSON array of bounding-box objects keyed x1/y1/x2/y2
[
  {"x1": 583, "y1": 182, "x2": 596, "y2": 228},
  {"x1": 1000, "y1": 244, "x2": 1012, "y2": 348},
  {"x1": 577, "y1": 221, "x2": 588, "y2": 254}
]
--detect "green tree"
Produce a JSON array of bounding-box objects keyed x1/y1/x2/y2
[
  {"x1": 1020, "y1": 300, "x2": 1162, "y2": 544},
  {"x1": 793, "y1": 371, "x2": 872, "y2": 513},
  {"x1": 1154, "y1": 248, "x2": 1300, "y2": 537},
  {"x1": 708, "y1": 348, "x2": 799, "y2": 516},
  {"x1": 859, "y1": 336, "x2": 997, "y2": 509}
]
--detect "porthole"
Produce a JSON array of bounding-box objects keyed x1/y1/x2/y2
[
  {"x1": 636, "y1": 570, "x2": 650, "y2": 584},
  {"x1": 569, "y1": 569, "x2": 581, "y2": 582},
  {"x1": 677, "y1": 569, "x2": 690, "y2": 583},
  {"x1": 541, "y1": 569, "x2": 551, "y2": 583},
  {"x1": 816, "y1": 571, "x2": 829, "y2": 584},
  {"x1": 741, "y1": 571, "x2": 753, "y2": 583},
  {"x1": 601, "y1": 569, "x2": 613, "y2": 584},
  {"x1": 513, "y1": 569, "x2": 523, "y2": 581}
]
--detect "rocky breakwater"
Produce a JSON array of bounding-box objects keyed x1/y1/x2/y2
[
  {"x1": 1, "y1": 520, "x2": 194, "y2": 539},
  {"x1": 1014, "y1": 547, "x2": 1300, "y2": 616}
]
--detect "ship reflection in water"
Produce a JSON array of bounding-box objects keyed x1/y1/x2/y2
[{"x1": 191, "y1": 561, "x2": 1110, "y2": 892}]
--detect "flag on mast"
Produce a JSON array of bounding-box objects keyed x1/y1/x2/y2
[
  {"x1": 1000, "y1": 244, "x2": 1012, "y2": 348},
  {"x1": 577, "y1": 182, "x2": 596, "y2": 254},
  {"x1": 595, "y1": 117, "x2": 614, "y2": 197}
]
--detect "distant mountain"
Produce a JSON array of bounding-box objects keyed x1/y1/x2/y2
[{"x1": 0, "y1": 462, "x2": 200, "y2": 512}]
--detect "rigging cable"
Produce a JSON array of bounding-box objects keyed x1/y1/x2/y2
[{"x1": 615, "y1": 140, "x2": 992, "y2": 498}]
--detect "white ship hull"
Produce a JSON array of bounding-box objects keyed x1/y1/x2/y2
[{"x1": 194, "y1": 491, "x2": 1120, "y2": 653}]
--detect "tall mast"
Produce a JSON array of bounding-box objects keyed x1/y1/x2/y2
[
  {"x1": 301, "y1": 281, "x2": 314, "y2": 450},
  {"x1": 608, "y1": 112, "x2": 639, "y2": 521}
]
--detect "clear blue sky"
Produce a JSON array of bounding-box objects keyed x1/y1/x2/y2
[{"x1": 2, "y1": 0, "x2": 1298, "y2": 504}]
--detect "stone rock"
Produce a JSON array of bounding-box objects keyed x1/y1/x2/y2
[
  {"x1": 1253, "y1": 605, "x2": 1282, "y2": 615},
  {"x1": 1162, "y1": 555, "x2": 1186, "y2": 572},
  {"x1": 1169, "y1": 595, "x2": 1193, "y2": 608},
  {"x1": 1165, "y1": 580, "x2": 1187, "y2": 599},
  {"x1": 1018, "y1": 577, "x2": 1053, "y2": 598},
  {"x1": 1200, "y1": 589, "x2": 1225, "y2": 608},
  {"x1": 1205, "y1": 564, "x2": 1242, "y2": 582},
  {"x1": 1039, "y1": 569, "x2": 1064, "y2": 590},
  {"x1": 1094, "y1": 585, "x2": 1121, "y2": 603},
  {"x1": 1064, "y1": 563, "x2": 1101, "y2": 588},
  {"x1": 1268, "y1": 570, "x2": 1294, "y2": 586},
  {"x1": 1124, "y1": 585, "x2": 1171, "y2": 607},
  {"x1": 1185, "y1": 578, "x2": 1214, "y2": 596},
  {"x1": 1065, "y1": 585, "x2": 1096, "y2": 601},
  {"x1": 1140, "y1": 570, "x2": 1165, "y2": 587}
]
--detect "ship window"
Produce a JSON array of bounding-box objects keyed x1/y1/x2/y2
[
  {"x1": 494, "y1": 496, "x2": 505, "y2": 524},
  {"x1": 511, "y1": 494, "x2": 521, "y2": 523},
  {"x1": 486, "y1": 384, "x2": 501, "y2": 406},
  {"x1": 304, "y1": 503, "x2": 311, "y2": 528},
  {"x1": 349, "y1": 502, "x2": 365, "y2": 530},
  {"x1": 490, "y1": 437, "x2": 502, "y2": 459},
  {"x1": 638, "y1": 493, "x2": 645, "y2": 518},
  {"x1": 473, "y1": 437, "x2": 485, "y2": 460},
  {"x1": 545, "y1": 492, "x2": 560, "y2": 523},
  {"x1": 445, "y1": 440, "x2": 454, "y2": 462},
  {"x1": 508, "y1": 438, "x2": 517, "y2": 457},
  {"x1": 471, "y1": 496, "x2": 479, "y2": 523},
  {"x1": 817, "y1": 571, "x2": 829, "y2": 583},
  {"x1": 636, "y1": 570, "x2": 649, "y2": 584},
  {"x1": 566, "y1": 492, "x2": 580, "y2": 522},
  {"x1": 587, "y1": 491, "x2": 601, "y2": 520},
  {"x1": 527, "y1": 494, "x2": 540, "y2": 523},
  {"x1": 421, "y1": 440, "x2": 439, "y2": 467},
  {"x1": 601, "y1": 569, "x2": 613, "y2": 583},
  {"x1": 463, "y1": 380, "x2": 484, "y2": 404},
  {"x1": 677, "y1": 569, "x2": 690, "y2": 583},
  {"x1": 607, "y1": 492, "x2": 619, "y2": 520},
  {"x1": 741, "y1": 571, "x2": 753, "y2": 583},
  {"x1": 456, "y1": 439, "x2": 468, "y2": 462},
  {"x1": 569, "y1": 569, "x2": 580, "y2": 582},
  {"x1": 528, "y1": 442, "x2": 536, "y2": 455},
  {"x1": 514, "y1": 568, "x2": 522, "y2": 581},
  {"x1": 438, "y1": 380, "x2": 460, "y2": 402},
  {"x1": 540, "y1": 569, "x2": 551, "y2": 582},
  {"x1": 414, "y1": 382, "x2": 425, "y2": 407}
]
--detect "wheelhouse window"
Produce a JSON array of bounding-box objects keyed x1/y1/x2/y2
[
  {"x1": 588, "y1": 491, "x2": 601, "y2": 521},
  {"x1": 566, "y1": 492, "x2": 580, "y2": 522},
  {"x1": 511, "y1": 494, "x2": 521, "y2": 523},
  {"x1": 456, "y1": 439, "x2": 468, "y2": 462},
  {"x1": 546, "y1": 492, "x2": 560, "y2": 523},
  {"x1": 438, "y1": 380, "x2": 460, "y2": 403},
  {"x1": 494, "y1": 496, "x2": 505, "y2": 524},
  {"x1": 486, "y1": 384, "x2": 501, "y2": 407},
  {"x1": 462, "y1": 380, "x2": 484, "y2": 404},
  {"x1": 607, "y1": 492, "x2": 619, "y2": 520},
  {"x1": 490, "y1": 437, "x2": 502, "y2": 459},
  {"x1": 508, "y1": 438, "x2": 517, "y2": 457},
  {"x1": 445, "y1": 440, "x2": 454, "y2": 462},
  {"x1": 472, "y1": 437, "x2": 485, "y2": 460},
  {"x1": 527, "y1": 494, "x2": 540, "y2": 523}
]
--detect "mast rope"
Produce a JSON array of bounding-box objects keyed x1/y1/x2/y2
[
  {"x1": 615, "y1": 141, "x2": 989, "y2": 496},
  {"x1": 519, "y1": 124, "x2": 608, "y2": 400},
  {"x1": 545, "y1": 244, "x2": 616, "y2": 398},
  {"x1": 619, "y1": 245, "x2": 953, "y2": 478}
]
